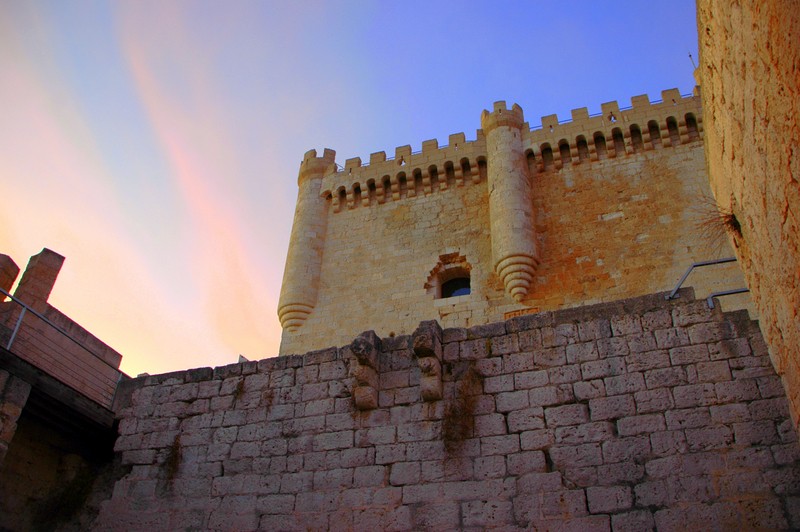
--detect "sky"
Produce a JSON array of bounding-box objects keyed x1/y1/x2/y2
[{"x1": 0, "y1": 1, "x2": 700, "y2": 377}]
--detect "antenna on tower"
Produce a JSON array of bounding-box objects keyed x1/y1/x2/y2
[{"x1": 689, "y1": 53, "x2": 697, "y2": 69}]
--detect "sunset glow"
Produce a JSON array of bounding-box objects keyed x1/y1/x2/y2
[{"x1": 1, "y1": 1, "x2": 699, "y2": 376}]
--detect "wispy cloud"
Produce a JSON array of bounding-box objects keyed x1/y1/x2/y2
[{"x1": 118, "y1": 3, "x2": 281, "y2": 362}]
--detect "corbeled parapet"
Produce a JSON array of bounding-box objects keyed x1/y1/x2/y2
[
  {"x1": 277, "y1": 148, "x2": 336, "y2": 331},
  {"x1": 481, "y1": 101, "x2": 540, "y2": 303}
]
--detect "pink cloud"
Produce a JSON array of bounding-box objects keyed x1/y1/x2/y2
[{"x1": 118, "y1": 5, "x2": 282, "y2": 361}]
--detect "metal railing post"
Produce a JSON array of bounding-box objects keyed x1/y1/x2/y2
[
  {"x1": 7, "y1": 306, "x2": 26, "y2": 350},
  {"x1": 666, "y1": 257, "x2": 749, "y2": 309}
]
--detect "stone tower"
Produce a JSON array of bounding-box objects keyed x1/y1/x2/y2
[
  {"x1": 480, "y1": 101, "x2": 540, "y2": 302},
  {"x1": 277, "y1": 148, "x2": 335, "y2": 332}
]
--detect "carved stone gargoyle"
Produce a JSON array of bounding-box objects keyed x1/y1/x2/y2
[
  {"x1": 412, "y1": 320, "x2": 443, "y2": 401},
  {"x1": 349, "y1": 330, "x2": 381, "y2": 410}
]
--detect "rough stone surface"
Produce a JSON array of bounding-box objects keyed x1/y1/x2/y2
[
  {"x1": 698, "y1": 0, "x2": 800, "y2": 424},
  {"x1": 93, "y1": 293, "x2": 800, "y2": 530}
]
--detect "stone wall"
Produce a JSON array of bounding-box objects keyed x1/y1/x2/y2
[
  {"x1": 1, "y1": 412, "x2": 95, "y2": 530},
  {"x1": 95, "y1": 290, "x2": 800, "y2": 530},
  {"x1": 697, "y1": 1, "x2": 800, "y2": 423},
  {"x1": 280, "y1": 94, "x2": 751, "y2": 356}
]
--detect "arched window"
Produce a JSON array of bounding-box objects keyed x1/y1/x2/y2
[
  {"x1": 460, "y1": 158, "x2": 472, "y2": 181},
  {"x1": 685, "y1": 113, "x2": 699, "y2": 141},
  {"x1": 442, "y1": 277, "x2": 471, "y2": 298},
  {"x1": 559, "y1": 139, "x2": 572, "y2": 165},
  {"x1": 444, "y1": 161, "x2": 456, "y2": 187},
  {"x1": 398, "y1": 172, "x2": 408, "y2": 198},
  {"x1": 382, "y1": 176, "x2": 392, "y2": 201},
  {"x1": 412, "y1": 169, "x2": 423, "y2": 195},
  {"x1": 648, "y1": 120, "x2": 662, "y2": 148},
  {"x1": 366, "y1": 179, "x2": 377, "y2": 205},
  {"x1": 594, "y1": 132, "x2": 607, "y2": 160},
  {"x1": 630, "y1": 125, "x2": 644, "y2": 153},
  {"x1": 667, "y1": 116, "x2": 680, "y2": 145},
  {"x1": 477, "y1": 157, "x2": 488, "y2": 181},
  {"x1": 577, "y1": 136, "x2": 590, "y2": 162},
  {"x1": 335, "y1": 187, "x2": 347, "y2": 212},
  {"x1": 426, "y1": 253, "x2": 472, "y2": 299},
  {"x1": 526, "y1": 149, "x2": 537, "y2": 174},
  {"x1": 428, "y1": 165, "x2": 439, "y2": 191},
  {"x1": 541, "y1": 144, "x2": 554, "y2": 170},
  {"x1": 612, "y1": 128, "x2": 625, "y2": 156}
]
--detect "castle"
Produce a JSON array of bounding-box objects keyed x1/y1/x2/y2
[
  {"x1": 0, "y1": 1, "x2": 798, "y2": 529},
  {"x1": 277, "y1": 89, "x2": 748, "y2": 356}
]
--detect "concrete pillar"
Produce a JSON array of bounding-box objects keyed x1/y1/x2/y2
[
  {"x1": 480, "y1": 102, "x2": 539, "y2": 302},
  {"x1": 277, "y1": 149, "x2": 336, "y2": 332}
]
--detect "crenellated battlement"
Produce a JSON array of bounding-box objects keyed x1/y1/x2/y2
[
  {"x1": 298, "y1": 148, "x2": 336, "y2": 184},
  {"x1": 320, "y1": 131, "x2": 488, "y2": 212},
  {"x1": 480, "y1": 100, "x2": 527, "y2": 133},
  {"x1": 523, "y1": 88, "x2": 703, "y2": 172},
  {"x1": 317, "y1": 89, "x2": 703, "y2": 213}
]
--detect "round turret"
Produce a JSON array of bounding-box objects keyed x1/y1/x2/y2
[
  {"x1": 481, "y1": 101, "x2": 540, "y2": 303},
  {"x1": 277, "y1": 148, "x2": 336, "y2": 332}
]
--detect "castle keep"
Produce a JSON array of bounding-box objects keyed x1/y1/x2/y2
[{"x1": 278, "y1": 89, "x2": 747, "y2": 356}]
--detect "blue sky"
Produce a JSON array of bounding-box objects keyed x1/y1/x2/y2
[{"x1": 0, "y1": 1, "x2": 699, "y2": 376}]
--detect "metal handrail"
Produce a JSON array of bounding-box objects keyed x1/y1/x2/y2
[
  {"x1": 707, "y1": 288, "x2": 750, "y2": 309},
  {"x1": 2, "y1": 288, "x2": 113, "y2": 368},
  {"x1": 666, "y1": 257, "x2": 749, "y2": 307},
  {"x1": 0, "y1": 287, "x2": 125, "y2": 407}
]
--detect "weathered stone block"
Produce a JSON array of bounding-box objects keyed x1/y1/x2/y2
[
  {"x1": 597, "y1": 462, "x2": 645, "y2": 486},
  {"x1": 555, "y1": 421, "x2": 615, "y2": 444},
  {"x1": 589, "y1": 394, "x2": 635, "y2": 421},
  {"x1": 715, "y1": 379, "x2": 760, "y2": 403},
  {"x1": 529, "y1": 384, "x2": 574, "y2": 407},
  {"x1": 586, "y1": 485, "x2": 632, "y2": 513},
  {"x1": 597, "y1": 337, "x2": 630, "y2": 358},
  {"x1": 545, "y1": 404, "x2": 589, "y2": 427},
  {"x1": 673, "y1": 383, "x2": 718, "y2": 408},
  {"x1": 520, "y1": 429, "x2": 555, "y2": 451},
  {"x1": 496, "y1": 390, "x2": 530, "y2": 412},
  {"x1": 604, "y1": 372, "x2": 645, "y2": 395},
  {"x1": 573, "y1": 379, "x2": 606, "y2": 401},
  {"x1": 669, "y1": 344, "x2": 709, "y2": 365},
  {"x1": 549, "y1": 443, "x2": 603, "y2": 468}
]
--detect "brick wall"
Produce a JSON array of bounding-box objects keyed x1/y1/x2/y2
[{"x1": 95, "y1": 290, "x2": 800, "y2": 530}]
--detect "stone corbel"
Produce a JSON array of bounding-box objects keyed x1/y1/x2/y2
[
  {"x1": 349, "y1": 330, "x2": 381, "y2": 410},
  {"x1": 412, "y1": 320, "x2": 443, "y2": 401}
]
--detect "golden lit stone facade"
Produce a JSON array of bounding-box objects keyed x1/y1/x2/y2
[
  {"x1": 697, "y1": 0, "x2": 800, "y2": 423},
  {"x1": 278, "y1": 90, "x2": 748, "y2": 355}
]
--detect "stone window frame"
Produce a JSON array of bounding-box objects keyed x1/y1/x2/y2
[{"x1": 425, "y1": 253, "x2": 472, "y2": 300}]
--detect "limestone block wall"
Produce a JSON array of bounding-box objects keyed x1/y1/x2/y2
[
  {"x1": 280, "y1": 93, "x2": 750, "y2": 355},
  {"x1": 96, "y1": 290, "x2": 800, "y2": 530},
  {"x1": 697, "y1": 0, "x2": 800, "y2": 424}
]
